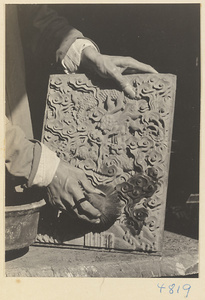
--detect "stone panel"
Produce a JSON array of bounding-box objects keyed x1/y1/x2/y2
[{"x1": 39, "y1": 73, "x2": 176, "y2": 253}]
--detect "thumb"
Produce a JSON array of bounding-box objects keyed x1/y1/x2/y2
[
  {"x1": 111, "y1": 69, "x2": 136, "y2": 98},
  {"x1": 121, "y1": 80, "x2": 136, "y2": 99}
]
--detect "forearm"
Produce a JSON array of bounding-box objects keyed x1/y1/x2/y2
[
  {"x1": 5, "y1": 117, "x2": 59, "y2": 187},
  {"x1": 5, "y1": 117, "x2": 36, "y2": 180}
]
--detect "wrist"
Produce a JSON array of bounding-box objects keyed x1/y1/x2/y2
[
  {"x1": 29, "y1": 144, "x2": 60, "y2": 187},
  {"x1": 81, "y1": 46, "x2": 100, "y2": 68},
  {"x1": 61, "y1": 39, "x2": 99, "y2": 73}
]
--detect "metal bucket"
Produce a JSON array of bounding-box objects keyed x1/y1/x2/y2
[{"x1": 5, "y1": 199, "x2": 46, "y2": 251}]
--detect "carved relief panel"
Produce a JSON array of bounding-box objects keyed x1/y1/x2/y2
[{"x1": 39, "y1": 73, "x2": 176, "y2": 253}]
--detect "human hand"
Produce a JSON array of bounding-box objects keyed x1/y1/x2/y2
[
  {"x1": 81, "y1": 46, "x2": 158, "y2": 98},
  {"x1": 47, "y1": 160, "x2": 103, "y2": 223}
]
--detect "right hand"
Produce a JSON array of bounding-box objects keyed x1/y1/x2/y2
[
  {"x1": 81, "y1": 46, "x2": 158, "y2": 98},
  {"x1": 47, "y1": 160, "x2": 103, "y2": 224}
]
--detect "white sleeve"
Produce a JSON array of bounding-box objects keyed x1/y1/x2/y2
[
  {"x1": 32, "y1": 143, "x2": 60, "y2": 187},
  {"x1": 61, "y1": 38, "x2": 99, "y2": 73}
]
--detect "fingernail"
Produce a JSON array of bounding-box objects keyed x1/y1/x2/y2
[{"x1": 124, "y1": 85, "x2": 135, "y2": 98}]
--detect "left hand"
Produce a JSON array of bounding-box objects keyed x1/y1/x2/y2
[{"x1": 80, "y1": 46, "x2": 158, "y2": 98}]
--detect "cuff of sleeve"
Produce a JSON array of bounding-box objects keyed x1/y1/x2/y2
[
  {"x1": 62, "y1": 38, "x2": 99, "y2": 73},
  {"x1": 28, "y1": 143, "x2": 60, "y2": 187}
]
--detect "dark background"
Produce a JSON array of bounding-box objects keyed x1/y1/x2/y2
[
  {"x1": 22, "y1": 4, "x2": 200, "y2": 231},
  {"x1": 50, "y1": 4, "x2": 200, "y2": 208}
]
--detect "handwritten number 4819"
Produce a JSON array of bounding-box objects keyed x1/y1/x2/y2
[{"x1": 157, "y1": 283, "x2": 191, "y2": 298}]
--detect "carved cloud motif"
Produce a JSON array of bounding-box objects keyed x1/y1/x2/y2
[{"x1": 41, "y1": 73, "x2": 176, "y2": 252}]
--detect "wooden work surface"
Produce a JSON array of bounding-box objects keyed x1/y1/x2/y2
[{"x1": 5, "y1": 231, "x2": 198, "y2": 277}]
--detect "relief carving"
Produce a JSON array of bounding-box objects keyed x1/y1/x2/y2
[{"x1": 39, "y1": 73, "x2": 176, "y2": 252}]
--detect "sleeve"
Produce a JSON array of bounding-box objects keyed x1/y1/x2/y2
[
  {"x1": 17, "y1": 4, "x2": 84, "y2": 65},
  {"x1": 61, "y1": 38, "x2": 99, "y2": 73},
  {"x1": 5, "y1": 116, "x2": 36, "y2": 180},
  {"x1": 5, "y1": 117, "x2": 60, "y2": 187}
]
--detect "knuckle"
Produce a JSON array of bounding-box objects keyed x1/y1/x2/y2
[
  {"x1": 124, "y1": 56, "x2": 132, "y2": 63},
  {"x1": 126, "y1": 56, "x2": 132, "y2": 60}
]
